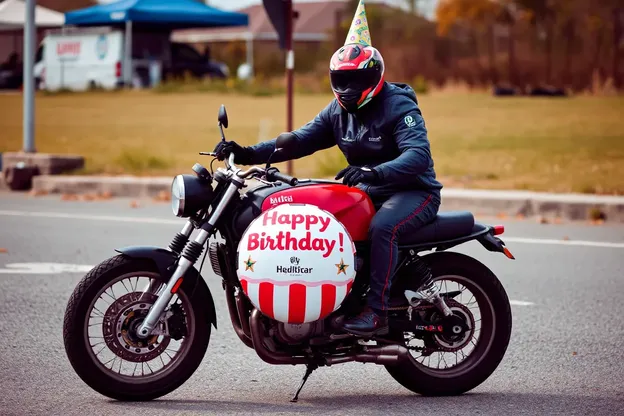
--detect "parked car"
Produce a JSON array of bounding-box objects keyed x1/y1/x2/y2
[{"x1": 34, "y1": 29, "x2": 229, "y2": 91}]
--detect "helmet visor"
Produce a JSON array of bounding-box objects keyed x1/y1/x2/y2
[{"x1": 330, "y1": 67, "x2": 382, "y2": 93}]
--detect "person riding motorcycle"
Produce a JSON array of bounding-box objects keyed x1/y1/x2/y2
[{"x1": 215, "y1": 2, "x2": 442, "y2": 337}]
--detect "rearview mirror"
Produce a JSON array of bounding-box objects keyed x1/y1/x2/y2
[{"x1": 218, "y1": 104, "x2": 228, "y2": 129}]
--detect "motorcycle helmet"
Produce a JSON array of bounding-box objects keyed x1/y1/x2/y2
[{"x1": 329, "y1": 43, "x2": 385, "y2": 113}]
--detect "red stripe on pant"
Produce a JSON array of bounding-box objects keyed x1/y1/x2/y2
[
  {"x1": 380, "y1": 194, "x2": 432, "y2": 311},
  {"x1": 288, "y1": 283, "x2": 307, "y2": 323}
]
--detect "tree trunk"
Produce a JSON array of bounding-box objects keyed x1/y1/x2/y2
[
  {"x1": 507, "y1": 22, "x2": 516, "y2": 87},
  {"x1": 563, "y1": 19, "x2": 575, "y2": 88},
  {"x1": 613, "y1": 8, "x2": 622, "y2": 90},
  {"x1": 487, "y1": 25, "x2": 498, "y2": 85},
  {"x1": 590, "y1": 29, "x2": 605, "y2": 92},
  {"x1": 545, "y1": 20, "x2": 554, "y2": 86},
  {"x1": 471, "y1": 28, "x2": 484, "y2": 86}
]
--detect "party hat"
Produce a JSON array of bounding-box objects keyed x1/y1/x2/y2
[{"x1": 345, "y1": 0, "x2": 372, "y2": 47}]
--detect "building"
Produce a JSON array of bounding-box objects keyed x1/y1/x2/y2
[{"x1": 172, "y1": 0, "x2": 351, "y2": 76}]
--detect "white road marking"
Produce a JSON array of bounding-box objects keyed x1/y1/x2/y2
[
  {"x1": 0, "y1": 263, "x2": 94, "y2": 274},
  {"x1": 503, "y1": 237, "x2": 624, "y2": 249},
  {"x1": 0, "y1": 210, "x2": 181, "y2": 225},
  {"x1": 509, "y1": 300, "x2": 535, "y2": 306},
  {"x1": 0, "y1": 210, "x2": 623, "y2": 248},
  {"x1": 0, "y1": 262, "x2": 537, "y2": 307}
]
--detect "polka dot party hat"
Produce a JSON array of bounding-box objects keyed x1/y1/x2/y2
[{"x1": 345, "y1": 0, "x2": 372, "y2": 47}]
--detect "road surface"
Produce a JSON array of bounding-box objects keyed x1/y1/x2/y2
[{"x1": 0, "y1": 192, "x2": 623, "y2": 415}]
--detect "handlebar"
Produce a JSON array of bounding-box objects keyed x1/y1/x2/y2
[
  {"x1": 211, "y1": 149, "x2": 298, "y2": 186},
  {"x1": 266, "y1": 167, "x2": 298, "y2": 186}
]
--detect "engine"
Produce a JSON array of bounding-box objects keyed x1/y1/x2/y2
[{"x1": 272, "y1": 321, "x2": 326, "y2": 344}]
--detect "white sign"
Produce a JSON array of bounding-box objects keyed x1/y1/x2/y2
[{"x1": 237, "y1": 204, "x2": 356, "y2": 324}]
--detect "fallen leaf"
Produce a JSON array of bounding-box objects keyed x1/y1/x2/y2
[
  {"x1": 61, "y1": 193, "x2": 79, "y2": 201},
  {"x1": 538, "y1": 216, "x2": 549, "y2": 224},
  {"x1": 562, "y1": 236, "x2": 570, "y2": 241},
  {"x1": 553, "y1": 217, "x2": 563, "y2": 224},
  {"x1": 130, "y1": 200, "x2": 140, "y2": 209},
  {"x1": 81, "y1": 193, "x2": 96, "y2": 201},
  {"x1": 572, "y1": 351, "x2": 577, "y2": 356},
  {"x1": 153, "y1": 190, "x2": 171, "y2": 202},
  {"x1": 97, "y1": 191, "x2": 113, "y2": 200},
  {"x1": 496, "y1": 212, "x2": 507, "y2": 219},
  {"x1": 0, "y1": 248, "x2": 7, "y2": 254},
  {"x1": 515, "y1": 214, "x2": 525, "y2": 220},
  {"x1": 29, "y1": 189, "x2": 48, "y2": 197}
]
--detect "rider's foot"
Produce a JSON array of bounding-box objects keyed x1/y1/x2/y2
[{"x1": 342, "y1": 306, "x2": 388, "y2": 337}]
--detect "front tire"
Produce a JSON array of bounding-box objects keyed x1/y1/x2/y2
[
  {"x1": 63, "y1": 255, "x2": 212, "y2": 401},
  {"x1": 385, "y1": 252, "x2": 512, "y2": 396}
]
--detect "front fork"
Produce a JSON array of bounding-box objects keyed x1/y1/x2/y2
[{"x1": 136, "y1": 180, "x2": 242, "y2": 339}]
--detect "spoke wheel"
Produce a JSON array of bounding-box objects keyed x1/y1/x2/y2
[
  {"x1": 63, "y1": 255, "x2": 212, "y2": 401},
  {"x1": 85, "y1": 272, "x2": 194, "y2": 382},
  {"x1": 383, "y1": 252, "x2": 512, "y2": 396}
]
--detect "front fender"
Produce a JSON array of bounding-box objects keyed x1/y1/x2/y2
[{"x1": 115, "y1": 245, "x2": 217, "y2": 329}]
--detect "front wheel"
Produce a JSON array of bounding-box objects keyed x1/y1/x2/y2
[
  {"x1": 385, "y1": 252, "x2": 512, "y2": 396},
  {"x1": 63, "y1": 255, "x2": 212, "y2": 401}
]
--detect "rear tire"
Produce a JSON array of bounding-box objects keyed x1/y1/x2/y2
[
  {"x1": 385, "y1": 252, "x2": 512, "y2": 396},
  {"x1": 63, "y1": 254, "x2": 212, "y2": 401}
]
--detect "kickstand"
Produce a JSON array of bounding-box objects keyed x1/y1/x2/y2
[{"x1": 290, "y1": 363, "x2": 318, "y2": 403}]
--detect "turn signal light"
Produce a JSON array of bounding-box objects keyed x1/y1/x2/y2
[{"x1": 493, "y1": 225, "x2": 505, "y2": 235}]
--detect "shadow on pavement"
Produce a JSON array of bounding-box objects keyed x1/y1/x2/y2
[{"x1": 114, "y1": 391, "x2": 623, "y2": 415}]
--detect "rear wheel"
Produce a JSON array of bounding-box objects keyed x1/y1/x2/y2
[
  {"x1": 63, "y1": 255, "x2": 212, "y2": 401},
  {"x1": 384, "y1": 252, "x2": 512, "y2": 396}
]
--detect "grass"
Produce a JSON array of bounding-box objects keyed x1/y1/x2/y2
[{"x1": 0, "y1": 89, "x2": 623, "y2": 194}]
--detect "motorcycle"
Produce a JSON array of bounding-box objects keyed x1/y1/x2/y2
[{"x1": 63, "y1": 105, "x2": 514, "y2": 402}]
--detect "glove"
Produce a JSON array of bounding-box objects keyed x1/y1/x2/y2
[
  {"x1": 335, "y1": 166, "x2": 379, "y2": 187},
  {"x1": 213, "y1": 140, "x2": 253, "y2": 165}
]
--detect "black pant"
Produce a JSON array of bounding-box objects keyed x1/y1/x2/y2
[{"x1": 367, "y1": 190, "x2": 440, "y2": 311}]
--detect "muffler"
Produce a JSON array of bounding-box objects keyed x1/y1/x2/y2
[{"x1": 325, "y1": 344, "x2": 410, "y2": 366}]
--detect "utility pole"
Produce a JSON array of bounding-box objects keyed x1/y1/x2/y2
[
  {"x1": 285, "y1": 0, "x2": 294, "y2": 175},
  {"x1": 23, "y1": 0, "x2": 35, "y2": 152}
]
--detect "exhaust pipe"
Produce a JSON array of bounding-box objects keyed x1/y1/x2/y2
[
  {"x1": 324, "y1": 344, "x2": 410, "y2": 366},
  {"x1": 249, "y1": 309, "x2": 410, "y2": 366},
  {"x1": 249, "y1": 308, "x2": 308, "y2": 365},
  {"x1": 225, "y1": 287, "x2": 253, "y2": 349}
]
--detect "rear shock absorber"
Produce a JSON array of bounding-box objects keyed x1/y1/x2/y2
[{"x1": 406, "y1": 254, "x2": 452, "y2": 317}]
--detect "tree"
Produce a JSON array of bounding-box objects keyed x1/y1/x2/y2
[{"x1": 436, "y1": 0, "x2": 506, "y2": 84}]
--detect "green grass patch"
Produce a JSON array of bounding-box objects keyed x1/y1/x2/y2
[{"x1": 0, "y1": 90, "x2": 622, "y2": 194}]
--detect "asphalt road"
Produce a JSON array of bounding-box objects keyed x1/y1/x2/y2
[{"x1": 0, "y1": 192, "x2": 623, "y2": 416}]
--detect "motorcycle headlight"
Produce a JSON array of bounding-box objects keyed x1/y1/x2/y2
[{"x1": 171, "y1": 174, "x2": 214, "y2": 218}]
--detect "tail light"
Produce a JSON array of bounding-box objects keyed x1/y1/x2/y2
[
  {"x1": 493, "y1": 225, "x2": 505, "y2": 235},
  {"x1": 115, "y1": 61, "x2": 121, "y2": 78}
]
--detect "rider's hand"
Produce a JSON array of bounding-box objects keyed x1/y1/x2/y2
[
  {"x1": 213, "y1": 140, "x2": 253, "y2": 165},
  {"x1": 335, "y1": 166, "x2": 379, "y2": 187}
]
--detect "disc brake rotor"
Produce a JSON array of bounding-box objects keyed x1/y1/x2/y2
[
  {"x1": 430, "y1": 301, "x2": 475, "y2": 352},
  {"x1": 102, "y1": 292, "x2": 170, "y2": 362}
]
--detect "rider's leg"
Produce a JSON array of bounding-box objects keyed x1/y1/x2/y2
[{"x1": 343, "y1": 190, "x2": 440, "y2": 336}]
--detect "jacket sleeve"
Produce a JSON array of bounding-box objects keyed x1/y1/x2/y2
[
  {"x1": 372, "y1": 97, "x2": 434, "y2": 184},
  {"x1": 247, "y1": 101, "x2": 336, "y2": 165}
]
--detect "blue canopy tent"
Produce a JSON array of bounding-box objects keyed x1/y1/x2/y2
[
  {"x1": 65, "y1": 0, "x2": 248, "y2": 29},
  {"x1": 64, "y1": 0, "x2": 248, "y2": 85}
]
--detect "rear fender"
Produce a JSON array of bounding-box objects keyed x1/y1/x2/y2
[{"x1": 115, "y1": 246, "x2": 218, "y2": 329}]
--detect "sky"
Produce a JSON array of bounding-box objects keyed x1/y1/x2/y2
[{"x1": 98, "y1": 1, "x2": 438, "y2": 19}]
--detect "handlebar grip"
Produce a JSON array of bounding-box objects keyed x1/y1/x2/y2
[{"x1": 267, "y1": 168, "x2": 298, "y2": 186}]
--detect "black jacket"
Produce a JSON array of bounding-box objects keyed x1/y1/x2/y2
[{"x1": 247, "y1": 82, "x2": 443, "y2": 200}]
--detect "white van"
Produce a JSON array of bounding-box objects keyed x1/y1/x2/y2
[{"x1": 37, "y1": 29, "x2": 124, "y2": 91}]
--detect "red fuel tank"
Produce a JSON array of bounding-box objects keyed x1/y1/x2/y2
[{"x1": 260, "y1": 182, "x2": 375, "y2": 241}]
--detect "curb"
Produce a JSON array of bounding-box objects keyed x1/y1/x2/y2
[{"x1": 24, "y1": 174, "x2": 624, "y2": 222}]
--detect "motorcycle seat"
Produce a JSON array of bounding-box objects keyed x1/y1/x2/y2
[{"x1": 400, "y1": 211, "x2": 475, "y2": 245}]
